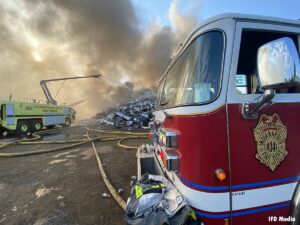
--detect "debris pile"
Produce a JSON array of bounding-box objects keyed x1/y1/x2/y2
[{"x1": 97, "y1": 96, "x2": 156, "y2": 129}]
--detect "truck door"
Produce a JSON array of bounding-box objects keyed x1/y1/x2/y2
[
  {"x1": 227, "y1": 23, "x2": 300, "y2": 224},
  {"x1": 6, "y1": 104, "x2": 14, "y2": 125}
]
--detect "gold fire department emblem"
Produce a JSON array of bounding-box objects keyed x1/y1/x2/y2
[{"x1": 253, "y1": 114, "x2": 288, "y2": 172}]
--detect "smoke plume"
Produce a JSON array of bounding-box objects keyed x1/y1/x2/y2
[{"x1": 0, "y1": 0, "x2": 200, "y2": 118}]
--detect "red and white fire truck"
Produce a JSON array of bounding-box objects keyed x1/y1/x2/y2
[{"x1": 139, "y1": 14, "x2": 300, "y2": 225}]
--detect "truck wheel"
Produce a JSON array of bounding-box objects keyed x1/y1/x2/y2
[
  {"x1": 17, "y1": 121, "x2": 30, "y2": 136},
  {"x1": 64, "y1": 118, "x2": 71, "y2": 127},
  {"x1": 30, "y1": 120, "x2": 43, "y2": 132}
]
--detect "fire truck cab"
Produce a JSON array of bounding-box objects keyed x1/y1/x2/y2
[{"x1": 139, "y1": 14, "x2": 300, "y2": 225}]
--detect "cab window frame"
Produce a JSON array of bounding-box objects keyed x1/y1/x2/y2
[
  {"x1": 158, "y1": 29, "x2": 226, "y2": 110},
  {"x1": 227, "y1": 22, "x2": 300, "y2": 104},
  {"x1": 236, "y1": 29, "x2": 300, "y2": 95}
]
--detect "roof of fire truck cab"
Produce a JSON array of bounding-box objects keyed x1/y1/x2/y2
[{"x1": 159, "y1": 13, "x2": 300, "y2": 83}]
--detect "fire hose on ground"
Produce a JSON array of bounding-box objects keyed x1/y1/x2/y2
[
  {"x1": 0, "y1": 127, "x2": 148, "y2": 212},
  {"x1": 0, "y1": 127, "x2": 198, "y2": 224},
  {"x1": 0, "y1": 127, "x2": 147, "y2": 158}
]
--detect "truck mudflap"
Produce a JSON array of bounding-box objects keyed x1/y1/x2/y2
[{"x1": 126, "y1": 145, "x2": 199, "y2": 225}]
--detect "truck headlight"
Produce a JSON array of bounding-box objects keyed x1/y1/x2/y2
[
  {"x1": 159, "y1": 128, "x2": 178, "y2": 148},
  {"x1": 162, "y1": 148, "x2": 180, "y2": 172}
]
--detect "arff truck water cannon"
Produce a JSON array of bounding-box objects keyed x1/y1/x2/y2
[
  {"x1": 40, "y1": 74, "x2": 100, "y2": 105},
  {"x1": 137, "y1": 14, "x2": 300, "y2": 225}
]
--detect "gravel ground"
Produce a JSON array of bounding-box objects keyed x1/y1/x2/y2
[{"x1": 0, "y1": 126, "x2": 149, "y2": 225}]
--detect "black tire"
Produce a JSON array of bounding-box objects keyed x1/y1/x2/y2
[
  {"x1": 63, "y1": 118, "x2": 71, "y2": 127},
  {"x1": 16, "y1": 121, "x2": 30, "y2": 136},
  {"x1": 30, "y1": 120, "x2": 43, "y2": 132}
]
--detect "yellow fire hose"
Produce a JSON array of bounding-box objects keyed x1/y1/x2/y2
[
  {"x1": 117, "y1": 138, "x2": 141, "y2": 149},
  {"x1": 84, "y1": 128, "x2": 128, "y2": 211},
  {"x1": 18, "y1": 139, "x2": 87, "y2": 145},
  {"x1": 0, "y1": 128, "x2": 147, "y2": 157},
  {"x1": 88, "y1": 127, "x2": 147, "y2": 211},
  {"x1": 87, "y1": 127, "x2": 148, "y2": 136},
  {"x1": 0, "y1": 127, "x2": 148, "y2": 211}
]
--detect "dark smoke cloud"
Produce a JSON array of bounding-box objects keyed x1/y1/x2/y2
[
  {"x1": 134, "y1": 26, "x2": 176, "y2": 85},
  {"x1": 0, "y1": 0, "x2": 199, "y2": 119}
]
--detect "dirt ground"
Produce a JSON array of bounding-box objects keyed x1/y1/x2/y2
[{"x1": 0, "y1": 126, "x2": 149, "y2": 225}]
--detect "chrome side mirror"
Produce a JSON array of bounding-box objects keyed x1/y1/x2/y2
[
  {"x1": 242, "y1": 37, "x2": 300, "y2": 120},
  {"x1": 257, "y1": 37, "x2": 300, "y2": 89}
]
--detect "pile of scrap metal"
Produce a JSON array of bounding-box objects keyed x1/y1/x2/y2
[
  {"x1": 125, "y1": 174, "x2": 199, "y2": 225},
  {"x1": 98, "y1": 97, "x2": 156, "y2": 129}
]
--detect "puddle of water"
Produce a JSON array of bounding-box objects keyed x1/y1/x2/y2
[
  {"x1": 0, "y1": 137, "x2": 20, "y2": 143},
  {"x1": 41, "y1": 133, "x2": 82, "y2": 141},
  {"x1": 41, "y1": 133, "x2": 67, "y2": 141}
]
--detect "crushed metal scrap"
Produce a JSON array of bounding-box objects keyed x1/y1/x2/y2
[{"x1": 96, "y1": 97, "x2": 156, "y2": 129}]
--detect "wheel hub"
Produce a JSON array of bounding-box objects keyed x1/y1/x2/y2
[{"x1": 21, "y1": 124, "x2": 28, "y2": 132}]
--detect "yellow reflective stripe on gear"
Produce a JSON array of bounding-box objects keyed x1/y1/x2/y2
[
  {"x1": 151, "y1": 183, "x2": 166, "y2": 189},
  {"x1": 189, "y1": 210, "x2": 197, "y2": 220},
  {"x1": 135, "y1": 185, "x2": 143, "y2": 198},
  {"x1": 135, "y1": 183, "x2": 166, "y2": 198}
]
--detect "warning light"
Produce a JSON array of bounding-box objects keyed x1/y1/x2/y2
[
  {"x1": 215, "y1": 168, "x2": 226, "y2": 181},
  {"x1": 224, "y1": 218, "x2": 229, "y2": 225}
]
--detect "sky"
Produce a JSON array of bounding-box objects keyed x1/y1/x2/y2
[{"x1": 0, "y1": 0, "x2": 299, "y2": 119}]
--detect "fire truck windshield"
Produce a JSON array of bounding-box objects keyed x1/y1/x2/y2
[{"x1": 159, "y1": 31, "x2": 224, "y2": 108}]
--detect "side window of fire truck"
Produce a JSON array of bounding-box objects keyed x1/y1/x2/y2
[
  {"x1": 160, "y1": 31, "x2": 224, "y2": 108},
  {"x1": 236, "y1": 30, "x2": 300, "y2": 94}
]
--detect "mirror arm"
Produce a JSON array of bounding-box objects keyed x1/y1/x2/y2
[
  {"x1": 242, "y1": 89, "x2": 275, "y2": 120},
  {"x1": 250, "y1": 89, "x2": 275, "y2": 113}
]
